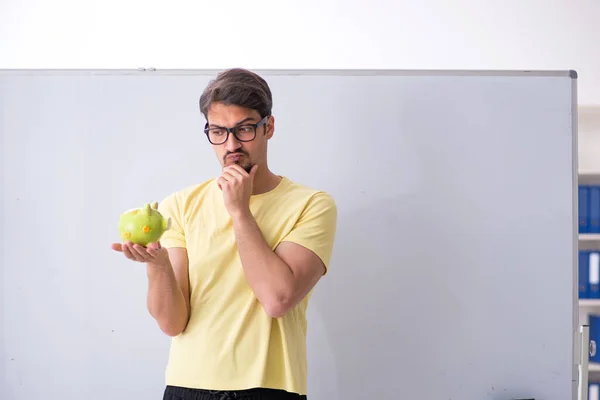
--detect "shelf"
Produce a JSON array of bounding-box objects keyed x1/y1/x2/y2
[
  {"x1": 579, "y1": 170, "x2": 600, "y2": 186},
  {"x1": 580, "y1": 299, "x2": 600, "y2": 307},
  {"x1": 580, "y1": 234, "x2": 600, "y2": 242},
  {"x1": 579, "y1": 172, "x2": 600, "y2": 185}
]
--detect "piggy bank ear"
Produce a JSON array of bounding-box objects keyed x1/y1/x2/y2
[{"x1": 152, "y1": 202, "x2": 159, "y2": 210}]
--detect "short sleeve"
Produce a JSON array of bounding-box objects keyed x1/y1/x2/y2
[
  {"x1": 157, "y1": 192, "x2": 187, "y2": 249},
  {"x1": 281, "y1": 191, "x2": 338, "y2": 274}
]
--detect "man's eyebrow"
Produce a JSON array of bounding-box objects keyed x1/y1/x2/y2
[{"x1": 208, "y1": 117, "x2": 256, "y2": 128}]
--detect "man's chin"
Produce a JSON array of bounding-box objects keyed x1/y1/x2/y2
[{"x1": 224, "y1": 160, "x2": 252, "y2": 173}]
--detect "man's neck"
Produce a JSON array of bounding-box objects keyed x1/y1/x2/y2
[{"x1": 252, "y1": 167, "x2": 282, "y2": 195}]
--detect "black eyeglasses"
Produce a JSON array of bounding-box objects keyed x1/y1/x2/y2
[{"x1": 204, "y1": 116, "x2": 269, "y2": 145}]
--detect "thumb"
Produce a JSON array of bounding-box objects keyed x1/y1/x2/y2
[
  {"x1": 250, "y1": 164, "x2": 259, "y2": 178},
  {"x1": 147, "y1": 241, "x2": 162, "y2": 250},
  {"x1": 111, "y1": 243, "x2": 123, "y2": 252}
]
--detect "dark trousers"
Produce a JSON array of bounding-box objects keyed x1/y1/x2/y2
[{"x1": 163, "y1": 385, "x2": 308, "y2": 400}]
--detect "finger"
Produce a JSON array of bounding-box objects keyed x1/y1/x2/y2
[
  {"x1": 249, "y1": 164, "x2": 259, "y2": 178},
  {"x1": 147, "y1": 242, "x2": 160, "y2": 251},
  {"x1": 146, "y1": 246, "x2": 163, "y2": 260},
  {"x1": 146, "y1": 242, "x2": 162, "y2": 258},
  {"x1": 146, "y1": 242, "x2": 165, "y2": 260},
  {"x1": 122, "y1": 243, "x2": 138, "y2": 261},
  {"x1": 224, "y1": 165, "x2": 247, "y2": 178},
  {"x1": 123, "y1": 242, "x2": 146, "y2": 262},
  {"x1": 111, "y1": 243, "x2": 123, "y2": 252},
  {"x1": 218, "y1": 174, "x2": 230, "y2": 183},
  {"x1": 132, "y1": 244, "x2": 152, "y2": 261},
  {"x1": 222, "y1": 169, "x2": 244, "y2": 183},
  {"x1": 221, "y1": 172, "x2": 237, "y2": 184},
  {"x1": 217, "y1": 176, "x2": 228, "y2": 190}
]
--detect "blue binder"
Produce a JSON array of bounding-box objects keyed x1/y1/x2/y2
[
  {"x1": 589, "y1": 315, "x2": 600, "y2": 364},
  {"x1": 581, "y1": 185, "x2": 590, "y2": 233},
  {"x1": 590, "y1": 186, "x2": 600, "y2": 234},
  {"x1": 581, "y1": 250, "x2": 590, "y2": 299},
  {"x1": 590, "y1": 252, "x2": 600, "y2": 299}
]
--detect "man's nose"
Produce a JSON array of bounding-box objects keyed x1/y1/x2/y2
[{"x1": 225, "y1": 132, "x2": 242, "y2": 151}]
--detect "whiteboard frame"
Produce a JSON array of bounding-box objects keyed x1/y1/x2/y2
[
  {"x1": 0, "y1": 67, "x2": 581, "y2": 399},
  {"x1": 0, "y1": 68, "x2": 578, "y2": 78},
  {"x1": 571, "y1": 70, "x2": 582, "y2": 400}
]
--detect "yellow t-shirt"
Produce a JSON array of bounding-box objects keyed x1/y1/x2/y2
[{"x1": 157, "y1": 176, "x2": 337, "y2": 395}]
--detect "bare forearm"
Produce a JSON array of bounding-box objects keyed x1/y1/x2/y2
[
  {"x1": 146, "y1": 263, "x2": 189, "y2": 336},
  {"x1": 232, "y1": 213, "x2": 295, "y2": 316}
]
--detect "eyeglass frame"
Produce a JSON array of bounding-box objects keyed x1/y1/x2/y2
[{"x1": 203, "y1": 115, "x2": 269, "y2": 145}]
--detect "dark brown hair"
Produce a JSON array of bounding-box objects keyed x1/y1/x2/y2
[{"x1": 199, "y1": 68, "x2": 273, "y2": 120}]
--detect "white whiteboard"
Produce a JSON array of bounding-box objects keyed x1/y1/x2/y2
[{"x1": 0, "y1": 69, "x2": 579, "y2": 400}]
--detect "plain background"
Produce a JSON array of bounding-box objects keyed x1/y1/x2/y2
[
  {"x1": 1, "y1": 0, "x2": 599, "y2": 168},
  {"x1": 1, "y1": 0, "x2": 598, "y2": 397},
  {"x1": 0, "y1": 0, "x2": 598, "y2": 105}
]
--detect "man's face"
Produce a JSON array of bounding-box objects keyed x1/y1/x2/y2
[{"x1": 205, "y1": 103, "x2": 273, "y2": 173}]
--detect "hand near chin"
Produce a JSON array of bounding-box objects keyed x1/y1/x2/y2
[{"x1": 217, "y1": 164, "x2": 258, "y2": 218}]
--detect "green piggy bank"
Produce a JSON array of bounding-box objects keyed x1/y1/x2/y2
[{"x1": 118, "y1": 202, "x2": 171, "y2": 246}]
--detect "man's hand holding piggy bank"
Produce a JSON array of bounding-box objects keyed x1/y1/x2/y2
[{"x1": 111, "y1": 202, "x2": 172, "y2": 266}]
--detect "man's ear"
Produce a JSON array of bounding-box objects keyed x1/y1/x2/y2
[{"x1": 266, "y1": 116, "x2": 275, "y2": 139}]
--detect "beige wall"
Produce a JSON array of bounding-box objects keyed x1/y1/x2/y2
[{"x1": 579, "y1": 107, "x2": 600, "y2": 173}]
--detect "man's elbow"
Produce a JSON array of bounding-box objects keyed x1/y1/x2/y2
[
  {"x1": 156, "y1": 317, "x2": 188, "y2": 337},
  {"x1": 263, "y1": 302, "x2": 290, "y2": 318},
  {"x1": 262, "y1": 292, "x2": 296, "y2": 318},
  {"x1": 161, "y1": 325, "x2": 185, "y2": 337}
]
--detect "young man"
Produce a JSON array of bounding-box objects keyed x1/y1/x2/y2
[{"x1": 111, "y1": 68, "x2": 337, "y2": 399}]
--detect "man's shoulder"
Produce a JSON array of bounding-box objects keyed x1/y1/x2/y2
[
  {"x1": 281, "y1": 177, "x2": 337, "y2": 212},
  {"x1": 283, "y1": 177, "x2": 335, "y2": 200},
  {"x1": 173, "y1": 178, "x2": 217, "y2": 198},
  {"x1": 277, "y1": 178, "x2": 338, "y2": 269},
  {"x1": 159, "y1": 178, "x2": 217, "y2": 212}
]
